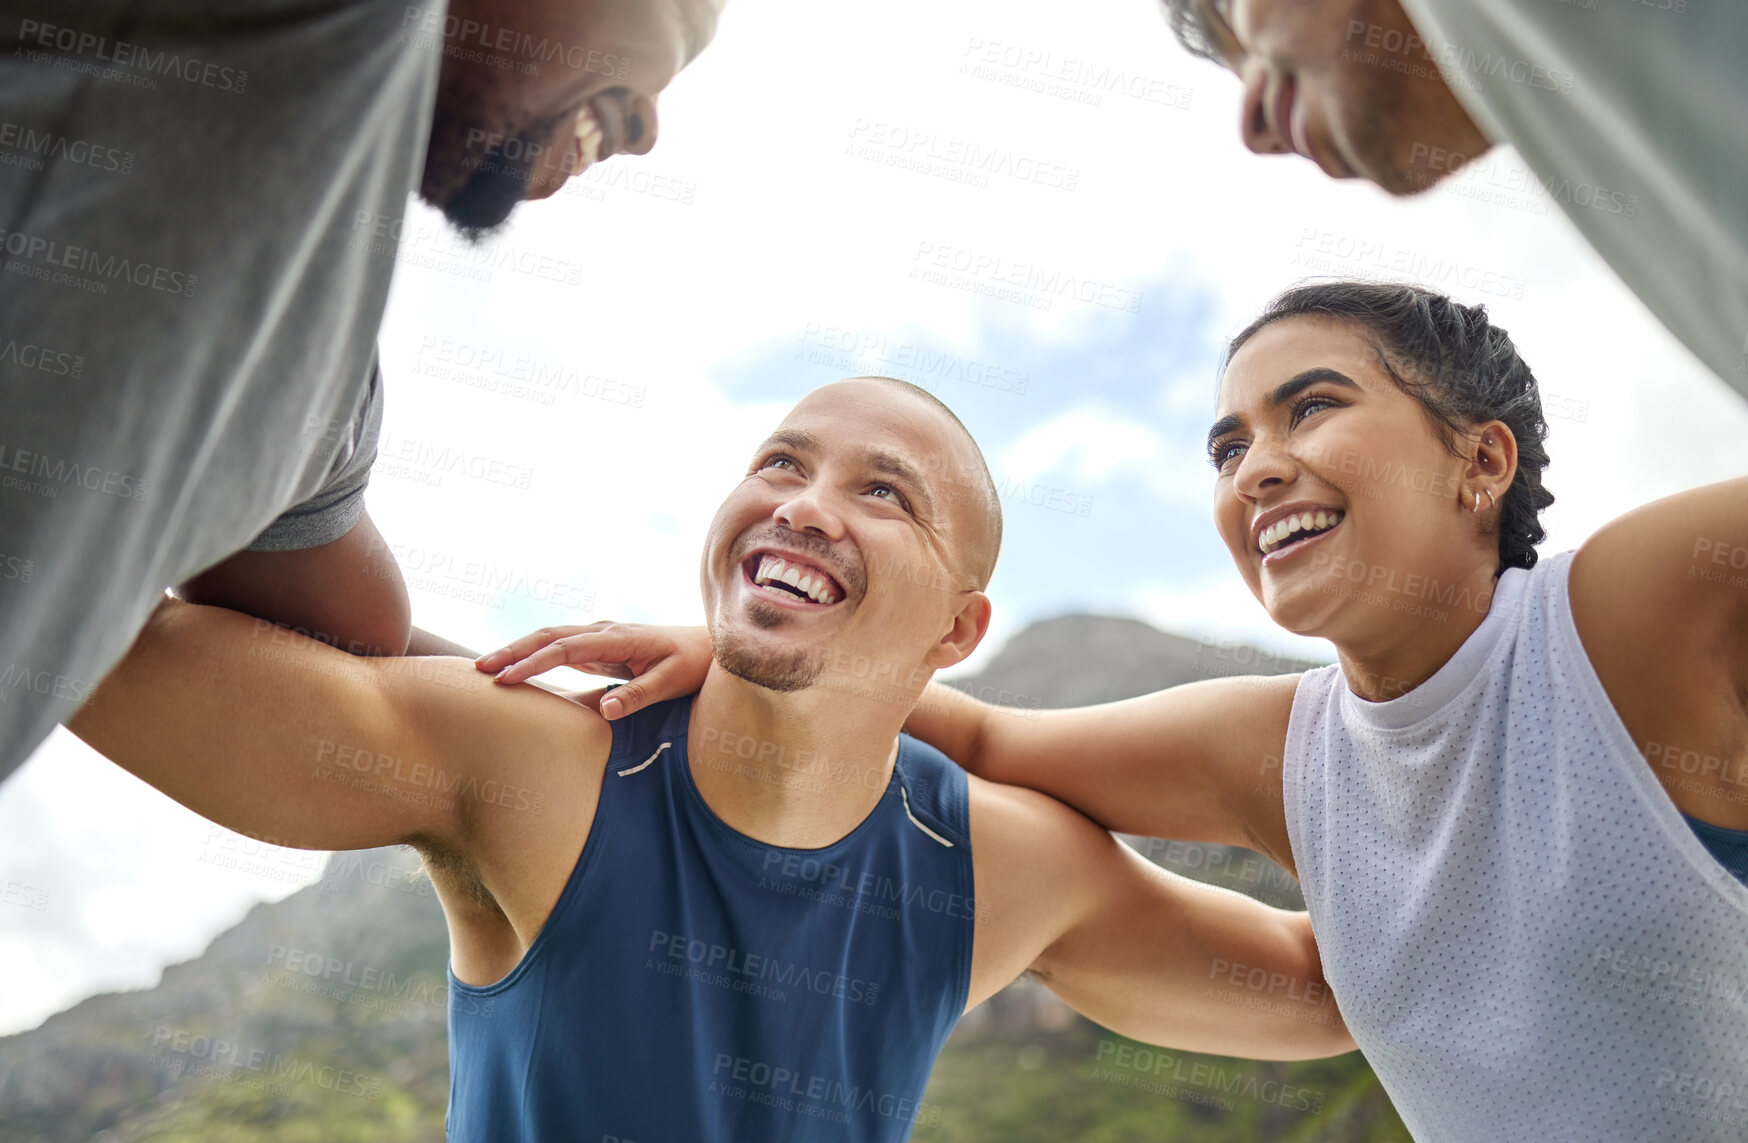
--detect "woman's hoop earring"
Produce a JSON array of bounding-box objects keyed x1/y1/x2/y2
[{"x1": 1471, "y1": 489, "x2": 1496, "y2": 513}]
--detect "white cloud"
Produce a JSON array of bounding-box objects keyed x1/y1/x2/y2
[{"x1": 1000, "y1": 409, "x2": 1160, "y2": 485}]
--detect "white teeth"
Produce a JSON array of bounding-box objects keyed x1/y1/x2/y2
[
  {"x1": 573, "y1": 107, "x2": 603, "y2": 173},
  {"x1": 1259, "y1": 509, "x2": 1345, "y2": 555},
  {"x1": 752, "y1": 555, "x2": 837, "y2": 604}
]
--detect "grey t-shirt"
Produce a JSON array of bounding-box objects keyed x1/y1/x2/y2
[
  {"x1": 0, "y1": 0, "x2": 441, "y2": 775},
  {"x1": 246, "y1": 360, "x2": 385, "y2": 553},
  {"x1": 1400, "y1": 0, "x2": 1748, "y2": 392}
]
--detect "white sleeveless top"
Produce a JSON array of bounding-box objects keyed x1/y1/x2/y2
[{"x1": 1285, "y1": 550, "x2": 1748, "y2": 1141}]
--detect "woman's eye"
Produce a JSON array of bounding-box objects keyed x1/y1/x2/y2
[
  {"x1": 1293, "y1": 397, "x2": 1337, "y2": 423},
  {"x1": 763, "y1": 456, "x2": 796, "y2": 472},
  {"x1": 1212, "y1": 442, "x2": 1246, "y2": 469}
]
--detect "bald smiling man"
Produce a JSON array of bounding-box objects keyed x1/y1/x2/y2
[{"x1": 70, "y1": 377, "x2": 1352, "y2": 1142}]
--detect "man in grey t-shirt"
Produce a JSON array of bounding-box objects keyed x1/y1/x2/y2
[
  {"x1": 1155, "y1": 0, "x2": 1748, "y2": 394},
  {"x1": 0, "y1": 0, "x2": 724, "y2": 778}
]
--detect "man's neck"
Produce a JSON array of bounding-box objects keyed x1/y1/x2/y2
[{"x1": 685, "y1": 664, "x2": 910, "y2": 849}]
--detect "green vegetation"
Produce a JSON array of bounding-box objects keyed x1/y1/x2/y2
[{"x1": 916, "y1": 1022, "x2": 1408, "y2": 1143}]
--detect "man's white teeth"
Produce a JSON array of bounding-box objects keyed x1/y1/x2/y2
[
  {"x1": 1260, "y1": 510, "x2": 1344, "y2": 554},
  {"x1": 753, "y1": 555, "x2": 838, "y2": 604},
  {"x1": 573, "y1": 107, "x2": 603, "y2": 173}
]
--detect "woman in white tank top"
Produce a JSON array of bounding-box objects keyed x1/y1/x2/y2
[
  {"x1": 902, "y1": 280, "x2": 1748, "y2": 1141},
  {"x1": 485, "y1": 280, "x2": 1748, "y2": 1141}
]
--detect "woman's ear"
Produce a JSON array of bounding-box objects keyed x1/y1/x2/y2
[{"x1": 1467, "y1": 420, "x2": 1517, "y2": 508}]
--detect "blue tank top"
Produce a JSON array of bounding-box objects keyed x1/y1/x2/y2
[
  {"x1": 445, "y1": 694, "x2": 976, "y2": 1142},
  {"x1": 1684, "y1": 812, "x2": 1748, "y2": 887}
]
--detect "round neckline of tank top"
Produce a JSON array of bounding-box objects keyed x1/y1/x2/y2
[
  {"x1": 1337, "y1": 562, "x2": 1531, "y2": 732},
  {"x1": 665, "y1": 695, "x2": 906, "y2": 857}
]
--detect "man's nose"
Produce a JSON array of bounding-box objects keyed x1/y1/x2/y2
[
  {"x1": 622, "y1": 93, "x2": 659, "y2": 156},
  {"x1": 1239, "y1": 65, "x2": 1290, "y2": 156},
  {"x1": 774, "y1": 489, "x2": 843, "y2": 540}
]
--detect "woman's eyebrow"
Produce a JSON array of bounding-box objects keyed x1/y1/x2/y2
[
  {"x1": 1206, "y1": 412, "x2": 1244, "y2": 453},
  {"x1": 1268, "y1": 368, "x2": 1361, "y2": 406},
  {"x1": 1205, "y1": 368, "x2": 1361, "y2": 452}
]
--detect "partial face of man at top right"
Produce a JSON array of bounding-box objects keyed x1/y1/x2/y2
[{"x1": 1167, "y1": 0, "x2": 1490, "y2": 196}]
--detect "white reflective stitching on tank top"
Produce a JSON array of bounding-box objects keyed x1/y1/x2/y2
[
  {"x1": 616, "y1": 741, "x2": 669, "y2": 777},
  {"x1": 901, "y1": 785, "x2": 954, "y2": 847}
]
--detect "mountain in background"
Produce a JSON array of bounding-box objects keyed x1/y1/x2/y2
[{"x1": 0, "y1": 614, "x2": 1405, "y2": 1142}]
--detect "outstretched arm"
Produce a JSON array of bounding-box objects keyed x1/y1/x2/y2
[
  {"x1": 969, "y1": 778, "x2": 1351, "y2": 1060},
  {"x1": 70, "y1": 597, "x2": 597, "y2": 857},
  {"x1": 914, "y1": 674, "x2": 1300, "y2": 864}
]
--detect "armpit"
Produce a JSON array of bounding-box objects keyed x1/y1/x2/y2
[{"x1": 407, "y1": 834, "x2": 500, "y2": 910}]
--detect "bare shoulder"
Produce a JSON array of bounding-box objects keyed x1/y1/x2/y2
[
  {"x1": 1162, "y1": 670, "x2": 1299, "y2": 774},
  {"x1": 1569, "y1": 479, "x2": 1748, "y2": 821},
  {"x1": 1184, "y1": 672, "x2": 1299, "y2": 867},
  {"x1": 1201, "y1": 670, "x2": 1300, "y2": 747},
  {"x1": 372, "y1": 655, "x2": 614, "y2": 783},
  {"x1": 1570, "y1": 478, "x2": 1748, "y2": 666},
  {"x1": 380, "y1": 658, "x2": 616, "y2": 972}
]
